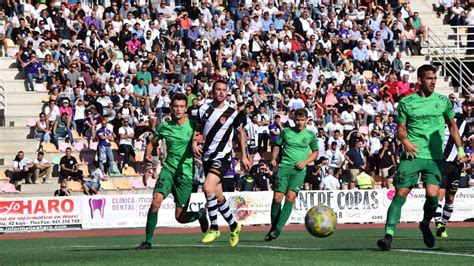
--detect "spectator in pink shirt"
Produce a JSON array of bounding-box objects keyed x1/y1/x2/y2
[
  {"x1": 58, "y1": 99, "x2": 73, "y2": 120},
  {"x1": 397, "y1": 74, "x2": 411, "y2": 95},
  {"x1": 127, "y1": 33, "x2": 141, "y2": 54}
]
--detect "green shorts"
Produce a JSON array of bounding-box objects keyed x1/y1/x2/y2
[
  {"x1": 153, "y1": 167, "x2": 193, "y2": 209},
  {"x1": 394, "y1": 158, "x2": 443, "y2": 189},
  {"x1": 274, "y1": 166, "x2": 305, "y2": 194}
]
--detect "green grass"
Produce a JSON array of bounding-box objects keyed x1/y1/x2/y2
[{"x1": 1, "y1": 227, "x2": 473, "y2": 265}]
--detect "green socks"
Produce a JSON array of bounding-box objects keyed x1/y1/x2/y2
[
  {"x1": 276, "y1": 200, "x2": 294, "y2": 233},
  {"x1": 270, "y1": 201, "x2": 282, "y2": 228},
  {"x1": 145, "y1": 210, "x2": 158, "y2": 243},
  {"x1": 422, "y1": 196, "x2": 438, "y2": 224},
  {"x1": 385, "y1": 194, "x2": 407, "y2": 236}
]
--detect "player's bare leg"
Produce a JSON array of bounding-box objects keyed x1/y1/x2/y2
[{"x1": 136, "y1": 192, "x2": 164, "y2": 250}]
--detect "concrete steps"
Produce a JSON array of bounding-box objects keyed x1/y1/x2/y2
[
  {"x1": 0, "y1": 126, "x2": 35, "y2": 141},
  {"x1": 6, "y1": 103, "x2": 44, "y2": 118},
  {"x1": 0, "y1": 57, "x2": 18, "y2": 69},
  {"x1": 4, "y1": 115, "x2": 35, "y2": 127},
  {"x1": 0, "y1": 140, "x2": 40, "y2": 152},
  {"x1": 0, "y1": 69, "x2": 25, "y2": 80}
]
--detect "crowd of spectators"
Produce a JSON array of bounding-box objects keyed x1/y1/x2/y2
[{"x1": 3, "y1": 0, "x2": 473, "y2": 193}]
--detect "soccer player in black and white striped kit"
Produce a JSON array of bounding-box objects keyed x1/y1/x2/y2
[
  {"x1": 434, "y1": 111, "x2": 470, "y2": 237},
  {"x1": 193, "y1": 80, "x2": 251, "y2": 247}
]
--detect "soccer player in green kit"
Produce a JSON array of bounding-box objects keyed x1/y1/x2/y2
[
  {"x1": 377, "y1": 65, "x2": 467, "y2": 251},
  {"x1": 136, "y1": 93, "x2": 208, "y2": 250},
  {"x1": 265, "y1": 109, "x2": 319, "y2": 241}
]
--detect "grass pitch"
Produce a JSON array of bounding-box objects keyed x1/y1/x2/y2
[{"x1": 1, "y1": 226, "x2": 473, "y2": 265}]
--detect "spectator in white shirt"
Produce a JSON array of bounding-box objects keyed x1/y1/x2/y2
[
  {"x1": 324, "y1": 113, "x2": 344, "y2": 137},
  {"x1": 33, "y1": 151, "x2": 52, "y2": 184},
  {"x1": 118, "y1": 119, "x2": 135, "y2": 169},
  {"x1": 340, "y1": 105, "x2": 356, "y2": 136},
  {"x1": 321, "y1": 168, "x2": 341, "y2": 190}
]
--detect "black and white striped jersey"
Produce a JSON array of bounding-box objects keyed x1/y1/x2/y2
[
  {"x1": 198, "y1": 103, "x2": 246, "y2": 162},
  {"x1": 443, "y1": 117, "x2": 469, "y2": 162}
]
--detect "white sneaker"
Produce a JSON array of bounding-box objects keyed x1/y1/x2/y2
[{"x1": 124, "y1": 163, "x2": 129, "y2": 169}]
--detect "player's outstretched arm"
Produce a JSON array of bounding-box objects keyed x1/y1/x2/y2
[{"x1": 446, "y1": 118, "x2": 467, "y2": 162}]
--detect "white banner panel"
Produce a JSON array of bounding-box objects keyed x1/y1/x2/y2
[{"x1": 289, "y1": 190, "x2": 387, "y2": 224}]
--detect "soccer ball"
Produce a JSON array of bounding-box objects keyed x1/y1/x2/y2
[{"x1": 304, "y1": 205, "x2": 337, "y2": 238}]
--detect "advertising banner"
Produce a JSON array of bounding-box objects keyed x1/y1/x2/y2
[
  {"x1": 2, "y1": 188, "x2": 473, "y2": 232},
  {"x1": 81, "y1": 194, "x2": 179, "y2": 229},
  {"x1": 289, "y1": 190, "x2": 387, "y2": 224},
  {"x1": 0, "y1": 197, "x2": 81, "y2": 232}
]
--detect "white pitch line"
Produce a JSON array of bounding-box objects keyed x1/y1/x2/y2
[
  {"x1": 69, "y1": 244, "x2": 323, "y2": 251},
  {"x1": 67, "y1": 245, "x2": 474, "y2": 258},
  {"x1": 395, "y1": 249, "x2": 474, "y2": 258}
]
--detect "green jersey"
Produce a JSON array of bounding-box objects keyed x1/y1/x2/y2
[
  {"x1": 397, "y1": 92, "x2": 455, "y2": 160},
  {"x1": 276, "y1": 127, "x2": 319, "y2": 167},
  {"x1": 153, "y1": 119, "x2": 195, "y2": 178}
]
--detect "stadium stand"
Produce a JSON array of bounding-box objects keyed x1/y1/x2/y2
[{"x1": 0, "y1": 0, "x2": 471, "y2": 198}]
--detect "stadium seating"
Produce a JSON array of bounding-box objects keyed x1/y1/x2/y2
[
  {"x1": 67, "y1": 181, "x2": 83, "y2": 192},
  {"x1": 26, "y1": 117, "x2": 37, "y2": 127},
  {"x1": 146, "y1": 178, "x2": 157, "y2": 189},
  {"x1": 110, "y1": 142, "x2": 118, "y2": 150},
  {"x1": 116, "y1": 179, "x2": 133, "y2": 190},
  {"x1": 0, "y1": 0, "x2": 468, "y2": 201},
  {"x1": 78, "y1": 164, "x2": 89, "y2": 177},
  {"x1": 100, "y1": 180, "x2": 116, "y2": 191},
  {"x1": 43, "y1": 143, "x2": 59, "y2": 153},
  {"x1": 132, "y1": 179, "x2": 147, "y2": 189},
  {"x1": 372, "y1": 175, "x2": 384, "y2": 190},
  {"x1": 0, "y1": 170, "x2": 9, "y2": 180},
  {"x1": 34, "y1": 83, "x2": 48, "y2": 93},
  {"x1": 1, "y1": 183, "x2": 19, "y2": 193}
]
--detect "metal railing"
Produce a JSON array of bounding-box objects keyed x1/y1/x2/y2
[
  {"x1": 426, "y1": 25, "x2": 474, "y2": 57},
  {"x1": 426, "y1": 26, "x2": 473, "y2": 96},
  {"x1": 0, "y1": 79, "x2": 6, "y2": 126}
]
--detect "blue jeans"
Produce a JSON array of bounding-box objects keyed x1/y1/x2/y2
[
  {"x1": 35, "y1": 131, "x2": 51, "y2": 143},
  {"x1": 98, "y1": 145, "x2": 114, "y2": 174},
  {"x1": 400, "y1": 40, "x2": 416, "y2": 54},
  {"x1": 26, "y1": 73, "x2": 45, "y2": 91},
  {"x1": 53, "y1": 130, "x2": 73, "y2": 148}
]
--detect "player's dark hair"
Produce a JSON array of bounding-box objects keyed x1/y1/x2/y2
[
  {"x1": 212, "y1": 79, "x2": 228, "y2": 91},
  {"x1": 417, "y1": 64, "x2": 437, "y2": 79},
  {"x1": 171, "y1": 93, "x2": 188, "y2": 106},
  {"x1": 294, "y1": 109, "x2": 308, "y2": 118}
]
